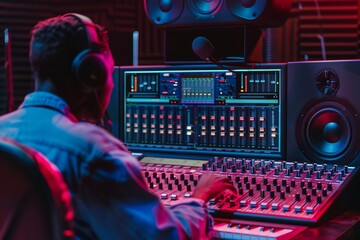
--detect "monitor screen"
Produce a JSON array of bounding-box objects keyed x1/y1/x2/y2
[{"x1": 108, "y1": 64, "x2": 286, "y2": 159}]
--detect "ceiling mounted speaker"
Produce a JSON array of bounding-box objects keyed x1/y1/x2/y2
[
  {"x1": 227, "y1": 0, "x2": 266, "y2": 21},
  {"x1": 227, "y1": 0, "x2": 290, "y2": 24},
  {"x1": 144, "y1": 0, "x2": 184, "y2": 25},
  {"x1": 191, "y1": 0, "x2": 222, "y2": 14},
  {"x1": 144, "y1": 0, "x2": 291, "y2": 28}
]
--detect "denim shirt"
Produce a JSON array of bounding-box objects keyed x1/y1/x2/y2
[{"x1": 0, "y1": 92, "x2": 212, "y2": 240}]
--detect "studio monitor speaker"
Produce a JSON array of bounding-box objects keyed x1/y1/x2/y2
[
  {"x1": 144, "y1": 0, "x2": 291, "y2": 28},
  {"x1": 287, "y1": 60, "x2": 360, "y2": 166}
]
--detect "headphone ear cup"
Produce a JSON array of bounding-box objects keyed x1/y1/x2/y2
[{"x1": 72, "y1": 49, "x2": 108, "y2": 92}]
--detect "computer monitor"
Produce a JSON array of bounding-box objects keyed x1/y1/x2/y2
[{"x1": 108, "y1": 64, "x2": 286, "y2": 160}]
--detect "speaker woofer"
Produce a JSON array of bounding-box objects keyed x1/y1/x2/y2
[
  {"x1": 307, "y1": 108, "x2": 350, "y2": 156},
  {"x1": 144, "y1": 0, "x2": 184, "y2": 25},
  {"x1": 227, "y1": 0, "x2": 266, "y2": 20},
  {"x1": 297, "y1": 99, "x2": 359, "y2": 165},
  {"x1": 191, "y1": 0, "x2": 222, "y2": 14}
]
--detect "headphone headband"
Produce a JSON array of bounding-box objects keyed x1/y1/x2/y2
[
  {"x1": 63, "y1": 13, "x2": 100, "y2": 50},
  {"x1": 62, "y1": 13, "x2": 108, "y2": 92}
]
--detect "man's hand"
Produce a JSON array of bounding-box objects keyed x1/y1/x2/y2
[{"x1": 191, "y1": 173, "x2": 237, "y2": 203}]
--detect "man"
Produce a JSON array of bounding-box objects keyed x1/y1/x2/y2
[{"x1": 0, "y1": 14, "x2": 236, "y2": 239}]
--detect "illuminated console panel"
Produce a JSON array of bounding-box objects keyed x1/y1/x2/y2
[
  {"x1": 110, "y1": 64, "x2": 285, "y2": 159},
  {"x1": 109, "y1": 65, "x2": 360, "y2": 237}
]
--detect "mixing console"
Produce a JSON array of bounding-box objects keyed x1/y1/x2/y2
[
  {"x1": 141, "y1": 156, "x2": 357, "y2": 225},
  {"x1": 109, "y1": 64, "x2": 360, "y2": 239}
]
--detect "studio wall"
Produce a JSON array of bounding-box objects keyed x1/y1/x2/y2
[{"x1": 1, "y1": 0, "x2": 360, "y2": 114}]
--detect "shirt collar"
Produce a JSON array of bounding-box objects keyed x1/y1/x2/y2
[{"x1": 20, "y1": 91, "x2": 78, "y2": 121}]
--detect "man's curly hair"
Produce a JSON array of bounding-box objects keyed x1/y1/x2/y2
[{"x1": 29, "y1": 14, "x2": 110, "y2": 87}]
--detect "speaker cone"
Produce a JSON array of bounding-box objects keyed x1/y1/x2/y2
[
  {"x1": 297, "y1": 99, "x2": 359, "y2": 165},
  {"x1": 227, "y1": 0, "x2": 266, "y2": 20},
  {"x1": 144, "y1": 0, "x2": 184, "y2": 25},
  {"x1": 192, "y1": 0, "x2": 222, "y2": 14}
]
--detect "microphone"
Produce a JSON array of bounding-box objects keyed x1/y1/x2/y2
[
  {"x1": 192, "y1": 36, "x2": 248, "y2": 72},
  {"x1": 191, "y1": 36, "x2": 215, "y2": 61}
]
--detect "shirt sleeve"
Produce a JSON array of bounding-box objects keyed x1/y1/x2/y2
[{"x1": 76, "y1": 140, "x2": 213, "y2": 240}]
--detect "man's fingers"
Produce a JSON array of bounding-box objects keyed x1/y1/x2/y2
[{"x1": 215, "y1": 176, "x2": 237, "y2": 194}]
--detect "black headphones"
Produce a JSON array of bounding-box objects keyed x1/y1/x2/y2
[{"x1": 63, "y1": 13, "x2": 108, "y2": 93}]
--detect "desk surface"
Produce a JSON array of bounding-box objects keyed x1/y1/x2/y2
[{"x1": 291, "y1": 208, "x2": 360, "y2": 240}]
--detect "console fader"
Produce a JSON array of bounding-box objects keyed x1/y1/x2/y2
[{"x1": 141, "y1": 157, "x2": 356, "y2": 225}]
